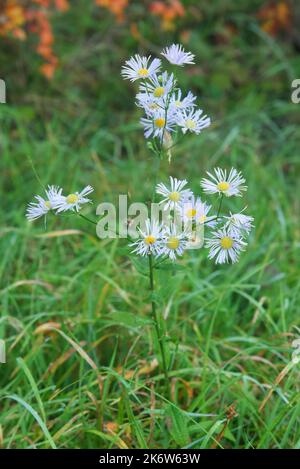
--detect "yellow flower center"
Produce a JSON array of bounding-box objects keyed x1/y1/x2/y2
[
  {"x1": 66, "y1": 193, "x2": 79, "y2": 204},
  {"x1": 217, "y1": 181, "x2": 230, "y2": 192},
  {"x1": 186, "y1": 208, "x2": 197, "y2": 218},
  {"x1": 199, "y1": 214, "x2": 207, "y2": 224},
  {"x1": 167, "y1": 236, "x2": 180, "y2": 250},
  {"x1": 169, "y1": 191, "x2": 180, "y2": 202},
  {"x1": 154, "y1": 117, "x2": 165, "y2": 128},
  {"x1": 185, "y1": 119, "x2": 196, "y2": 130},
  {"x1": 138, "y1": 68, "x2": 149, "y2": 77},
  {"x1": 220, "y1": 236, "x2": 233, "y2": 249},
  {"x1": 175, "y1": 100, "x2": 182, "y2": 107},
  {"x1": 153, "y1": 86, "x2": 165, "y2": 98},
  {"x1": 45, "y1": 200, "x2": 51, "y2": 209},
  {"x1": 144, "y1": 235, "x2": 156, "y2": 245}
]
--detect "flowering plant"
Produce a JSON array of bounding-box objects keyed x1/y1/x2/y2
[{"x1": 26, "y1": 44, "x2": 253, "y2": 398}]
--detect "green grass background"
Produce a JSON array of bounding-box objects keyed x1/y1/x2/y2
[{"x1": 0, "y1": 0, "x2": 300, "y2": 449}]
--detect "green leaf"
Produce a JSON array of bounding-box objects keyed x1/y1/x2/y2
[
  {"x1": 1, "y1": 394, "x2": 56, "y2": 449},
  {"x1": 130, "y1": 257, "x2": 148, "y2": 276},
  {"x1": 166, "y1": 405, "x2": 190, "y2": 447},
  {"x1": 123, "y1": 392, "x2": 148, "y2": 449},
  {"x1": 200, "y1": 420, "x2": 224, "y2": 449},
  {"x1": 106, "y1": 311, "x2": 152, "y2": 329},
  {"x1": 156, "y1": 263, "x2": 185, "y2": 272},
  {"x1": 17, "y1": 357, "x2": 46, "y2": 423},
  {"x1": 224, "y1": 426, "x2": 235, "y2": 443}
]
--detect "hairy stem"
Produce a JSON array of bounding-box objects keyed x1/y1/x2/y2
[{"x1": 148, "y1": 254, "x2": 171, "y2": 399}]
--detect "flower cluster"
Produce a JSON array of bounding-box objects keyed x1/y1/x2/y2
[
  {"x1": 130, "y1": 218, "x2": 189, "y2": 261},
  {"x1": 130, "y1": 171, "x2": 254, "y2": 264},
  {"x1": 26, "y1": 45, "x2": 253, "y2": 269},
  {"x1": 26, "y1": 185, "x2": 93, "y2": 220},
  {"x1": 121, "y1": 44, "x2": 211, "y2": 145}
]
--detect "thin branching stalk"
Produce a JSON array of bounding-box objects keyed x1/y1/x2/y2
[
  {"x1": 216, "y1": 193, "x2": 224, "y2": 218},
  {"x1": 78, "y1": 213, "x2": 98, "y2": 225}
]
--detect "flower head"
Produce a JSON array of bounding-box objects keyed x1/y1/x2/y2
[
  {"x1": 130, "y1": 219, "x2": 163, "y2": 257},
  {"x1": 136, "y1": 94, "x2": 162, "y2": 114},
  {"x1": 161, "y1": 44, "x2": 195, "y2": 66},
  {"x1": 196, "y1": 201, "x2": 217, "y2": 227},
  {"x1": 177, "y1": 108, "x2": 211, "y2": 134},
  {"x1": 156, "y1": 176, "x2": 193, "y2": 210},
  {"x1": 55, "y1": 186, "x2": 94, "y2": 213},
  {"x1": 141, "y1": 108, "x2": 176, "y2": 140},
  {"x1": 169, "y1": 89, "x2": 196, "y2": 114},
  {"x1": 224, "y1": 210, "x2": 254, "y2": 237},
  {"x1": 201, "y1": 168, "x2": 247, "y2": 197},
  {"x1": 26, "y1": 185, "x2": 63, "y2": 221},
  {"x1": 121, "y1": 55, "x2": 161, "y2": 82},
  {"x1": 139, "y1": 71, "x2": 175, "y2": 100},
  {"x1": 206, "y1": 228, "x2": 247, "y2": 264},
  {"x1": 161, "y1": 223, "x2": 189, "y2": 261},
  {"x1": 179, "y1": 196, "x2": 216, "y2": 227}
]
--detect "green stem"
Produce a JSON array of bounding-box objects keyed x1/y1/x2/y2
[
  {"x1": 148, "y1": 254, "x2": 171, "y2": 399},
  {"x1": 202, "y1": 194, "x2": 225, "y2": 226},
  {"x1": 78, "y1": 213, "x2": 98, "y2": 225},
  {"x1": 151, "y1": 156, "x2": 161, "y2": 203},
  {"x1": 216, "y1": 193, "x2": 224, "y2": 218}
]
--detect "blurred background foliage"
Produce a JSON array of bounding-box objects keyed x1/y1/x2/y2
[
  {"x1": 1, "y1": 0, "x2": 299, "y2": 105},
  {"x1": 1, "y1": 0, "x2": 299, "y2": 190}
]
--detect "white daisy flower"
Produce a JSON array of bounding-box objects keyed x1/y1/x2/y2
[
  {"x1": 55, "y1": 186, "x2": 94, "y2": 213},
  {"x1": 201, "y1": 168, "x2": 247, "y2": 197},
  {"x1": 177, "y1": 108, "x2": 211, "y2": 134},
  {"x1": 139, "y1": 71, "x2": 175, "y2": 100},
  {"x1": 169, "y1": 89, "x2": 196, "y2": 113},
  {"x1": 179, "y1": 195, "x2": 200, "y2": 223},
  {"x1": 26, "y1": 197, "x2": 51, "y2": 221},
  {"x1": 26, "y1": 185, "x2": 63, "y2": 221},
  {"x1": 141, "y1": 108, "x2": 176, "y2": 140},
  {"x1": 136, "y1": 93, "x2": 163, "y2": 114},
  {"x1": 161, "y1": 44, "x2": 195, "y2": 66},
  {"x1": 161, "y1": 224, "x2": 189, "y2": 261},
  {"x1": 121, "y1": 55, "x2": 161, "y2": 82},
  {"x1": 156, "y1": 176, "x2": 193, "y2": 210},
  {"x1": 206, "y1": 228, "x2": 247, "y2": 264},
  {"x1": 130, "y1": 219, "x2": 163, "y2": 257},
  {"x1": 179, "y1": 196, "x2": 216, "y2": 227},
  {"x1": 195, "y1": 201, "x2": 217, "y2": 227},
  {"x1": 224, "y1": 210, "x2": 254, "y2": 237}
]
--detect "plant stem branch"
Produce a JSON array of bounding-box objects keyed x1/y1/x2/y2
[
  {"x1": 78, "y1": 213, "x2": 98, "y2": 225},
  {"x1": 216, "y1": 193, "x2": 224, "y2": 218}
]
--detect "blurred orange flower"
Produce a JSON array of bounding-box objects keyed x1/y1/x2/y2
[
  {"x1": 150, "y1": 0, "x2": 185, "y2": 31},
  {"x1": 40, "y1": 60, "x2": 58, "y2": 79},
  {"x1": 0, "y1": 0, "x2": 26, "y2": 37},
  {"x1": 26, "y1": 7, "x2": 58, "y2": 78},
  {"x1": 95, "y1": 0, "x2": 128, "y2": 22},
  {"x1": 130, "y1": 22, "x2": 141, "y2": 41},
  {"x1": 33, "y1": 0, "x2": 69, "y2": 10},
  {"x1": 54, "y1": 0, "x2": 69, "y2": 12},
  {"x1": 257, "y1": 1, "x2": 292, "y2": 36}
]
